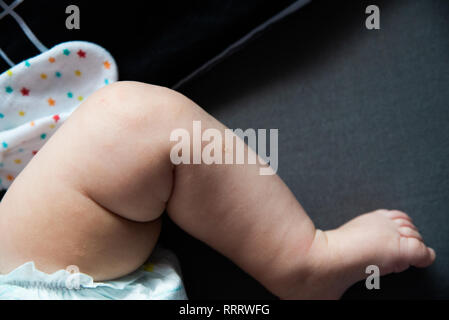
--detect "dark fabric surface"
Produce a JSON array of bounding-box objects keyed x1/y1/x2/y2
[
  {"x1": 0, "y1": 0, "x2": 298, "y2": 86},
  {"x1": 1, "y1": 0, "x2": 448, "y2": 299},
  {"x1": 165, "y1": 0, "x2": 449, "y2": 299}
]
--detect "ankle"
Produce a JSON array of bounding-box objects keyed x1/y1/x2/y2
[
  {"x1": 268, "y1": 229, "x2": 334, "y2": 299},
  {"x1": 278, "y1": 229, "x2": 355, "y2": 299}
]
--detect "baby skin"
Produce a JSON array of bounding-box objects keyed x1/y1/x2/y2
[{"x1": 0, "y1": 82, "x2": 435, "y2": 299}]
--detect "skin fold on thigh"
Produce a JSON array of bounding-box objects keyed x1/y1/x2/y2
[{"x1": 0, "y1": 173, "x2": 162, "y2": 280}]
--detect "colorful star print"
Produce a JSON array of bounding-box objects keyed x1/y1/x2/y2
[
  {"x1": 0, "y1": 42, "x2": 118, "y2": 190},
  {"x1": 20, "y1": 87, "x2": 30, "y2": 96}
]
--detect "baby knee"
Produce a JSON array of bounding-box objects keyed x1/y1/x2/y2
[
  {"x1": 81, "y1": 81, "x2": 194, "y2": 135},
  {"x1": 63, "y1": 82, "x2": 191, "y2": 222}
]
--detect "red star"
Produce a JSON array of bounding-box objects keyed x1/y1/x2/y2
[
  {"x1": 20, "y1": 87, "x2": 30, "y2": 96},
  {"x1": 32, "y1": 150, "x2": 38, "y2": 155},
  {"x1": 53, "y1": 114, "x2": 60, "y2": 122},
  {"x1": 77, "y1": 50, "x2": 86, "y2": 58}
]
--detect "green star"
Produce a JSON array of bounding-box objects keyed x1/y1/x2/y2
[
  {"x1": 5, "y1": 86, "x2": 13, "y2": 94},
  {"x1": 63, "y1": 49, "x2": 70, "y2": 56}
]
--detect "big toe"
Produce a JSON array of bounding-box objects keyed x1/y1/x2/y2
[{"x1": 401, "y1": 237, "x2": 436, "y2": 269}]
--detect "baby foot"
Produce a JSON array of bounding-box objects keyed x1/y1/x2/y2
[{"x1": 286, "y1": 209, "x2": 436, "y2": 299}]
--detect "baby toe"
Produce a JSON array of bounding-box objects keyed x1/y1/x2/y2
[
  {"x1": 385, "y1": 210, "x2": 413, "y2": 222},
  {"x1": 402, "y1": 237, "x2": 435, "y2": 268},
  {"x1": 398, "y1": 226, "x2": 422, "y2": 240},
  {"x1": 428, "y1": 247, "x2": 437, "y2": 263},
  {"x1": 394, "y1": 218, "x2": 417, "y2": 230}
]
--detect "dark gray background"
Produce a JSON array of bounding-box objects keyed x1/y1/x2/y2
[
  {"x1": 161, "y1": 0, "x2": 449, "y2": 299},
  {"x1": 1, "y1": 0, "x2": 447, "y2": 300}
]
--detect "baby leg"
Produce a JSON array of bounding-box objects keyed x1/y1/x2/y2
[
  {"x1": 0, "y1": 81, "x2": 311, "y2": 287},
  {"x1": 0, "y1": 82, "x2": 435, "y2": 299}
]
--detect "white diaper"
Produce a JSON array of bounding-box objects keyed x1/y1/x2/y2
[
  {"x1": 0, "y1": 41, "x2": 187, "y2": 300},
  {"x1": 0, "y1": 246, "x2": 187, "y2": 300}
]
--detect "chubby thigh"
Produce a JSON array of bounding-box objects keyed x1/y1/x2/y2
[
  {"x1": 0, "y1": 83, "x2": 175, "y2": 281},
  {"x1": 0, "y1": 185, "x2": 161, "y2": 280}
]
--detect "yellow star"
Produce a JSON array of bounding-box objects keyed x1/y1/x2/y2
[
  {"x1": 40, "y1": 73, "x2": 47, "y2": 79},
  {"x1": 18, "y1": 111, "x2": 25, "y2": 116},
  {"x1": 7, "y1": 70, "x2": 12, "y2": 76},
  {"x1": 74, "y1": 70, "x2": 82, "y2": 77},
  {"x1": 142, "y1": 262, "x2": 154, "y2": 272}
]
